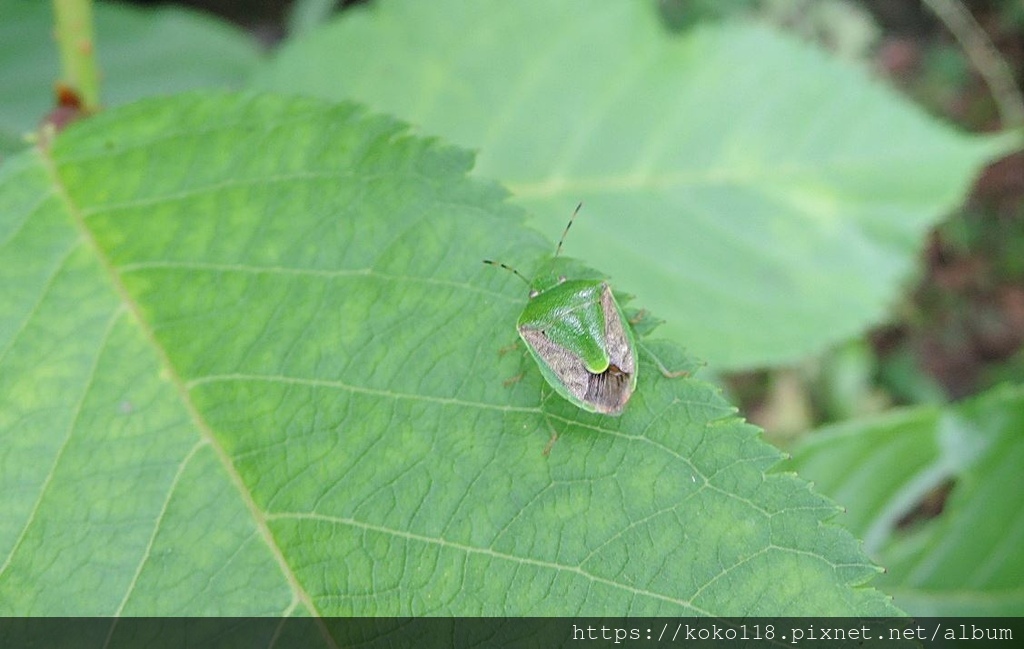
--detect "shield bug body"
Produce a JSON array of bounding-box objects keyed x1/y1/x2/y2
[{"x1": 485, "y1": 205, "x2": 638, "y2": 415}]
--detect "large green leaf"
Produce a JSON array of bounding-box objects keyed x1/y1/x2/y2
[
  {"x1": 0, "y1": 0, "x2": 260, "y2": 156},
  {"x1": 786, "y1": 384, "x2": 1024, "y2": 616},
  {"x1": 0, "y1": 92, "x2": 896, "y2": 616},
  {"x1": 256, "y1": 0, "x2": 1013, "y2": 369}
]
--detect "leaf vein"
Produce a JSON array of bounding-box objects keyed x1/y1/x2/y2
[
  {"x1": 187, "y1": 373, "x2": 539, "y2": 413},
  {"x1": 0, "y1": 306, "x2": 125, "y2": 581},
  {"x1": 113, "y1": 440, "x2": 209, "y2": 615},
  {"x1": 267, "y1": 511, "x2": 710, "y2": 614}
]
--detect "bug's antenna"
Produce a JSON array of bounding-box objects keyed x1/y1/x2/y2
[
  {"x1": 483, "y1": 259, "x2": 531, "y2": 286},
  {"x1": 554, "y1": 202, "x2": 583, "y2": 258}
]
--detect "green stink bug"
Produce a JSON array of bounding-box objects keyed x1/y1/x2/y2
[{"x1": 484, "y1": 204, "x2": 638, "y2": 415}]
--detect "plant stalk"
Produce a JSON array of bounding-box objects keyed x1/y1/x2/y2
[{"x1": 52, "y1": 0, "x2": 100, "y2": 111}]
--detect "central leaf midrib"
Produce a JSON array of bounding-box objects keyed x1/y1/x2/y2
[{"x1": 41, "y1": 144, "x2": 325, "y2": 619}]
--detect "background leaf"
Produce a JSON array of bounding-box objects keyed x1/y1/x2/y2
[
  {"x1": 0, "y1": 0, "x2": 261, "y2": 156},
  {"x1": 786, "y1": 384, "x2": 1024, "y2": 616},
  {"x1": 255, "y1": 0, "x2": 1013, "y2": 370},
  {"x1": 0, "y1": 92, "x2": 897, "y2": 616}
]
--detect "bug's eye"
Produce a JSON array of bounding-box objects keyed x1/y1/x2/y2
[
  {"x1": 529, "y1": 289, "x2": 539, "y2": 298},
  {"x1": 558, "y1": 276, "x2": 566, "y2": 284}
]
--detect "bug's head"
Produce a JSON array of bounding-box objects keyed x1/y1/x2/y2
[{"x1": 527, "y1": 266, "x2": 567, "y2": 298}]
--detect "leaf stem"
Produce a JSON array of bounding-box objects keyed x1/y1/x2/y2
[
  {"x1": 922, "y1": 0, "x2": 1024, "y2": 130},
  {"x1": 52, "y1": 0, "x2": 101, "y2": 111}
]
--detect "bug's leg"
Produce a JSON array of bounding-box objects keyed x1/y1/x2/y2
[
  {"x1": 502, "y1": 372, "x2": 524, "y2": 387},
  {"x1": 656, "y1": 362, "x2": 690, "y2": 379},
  {"x1": 640, "y1": 339, "x2": 699, "y2": 379},
  {"x1": 541, "y1": 416, "x2": 560, "y2": 456},
  {"x1": 497, "y1": 338, "x2": 526, "y2": 385},
  {"x1": 542, "y1": 430, "x2": 559, "y2": 457},
  {"x1": 625, "y1": 307, "x2": 662, "y2": 338},
  {"x1": 628, "y1": 309, "x2": 648, "y2": 326},
  {"x1": 650, "y1": 348, "x2": 691, "y2": 378},
  {"x1": 498, "y1": 340, "x2": 521, "y2": 356}
]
